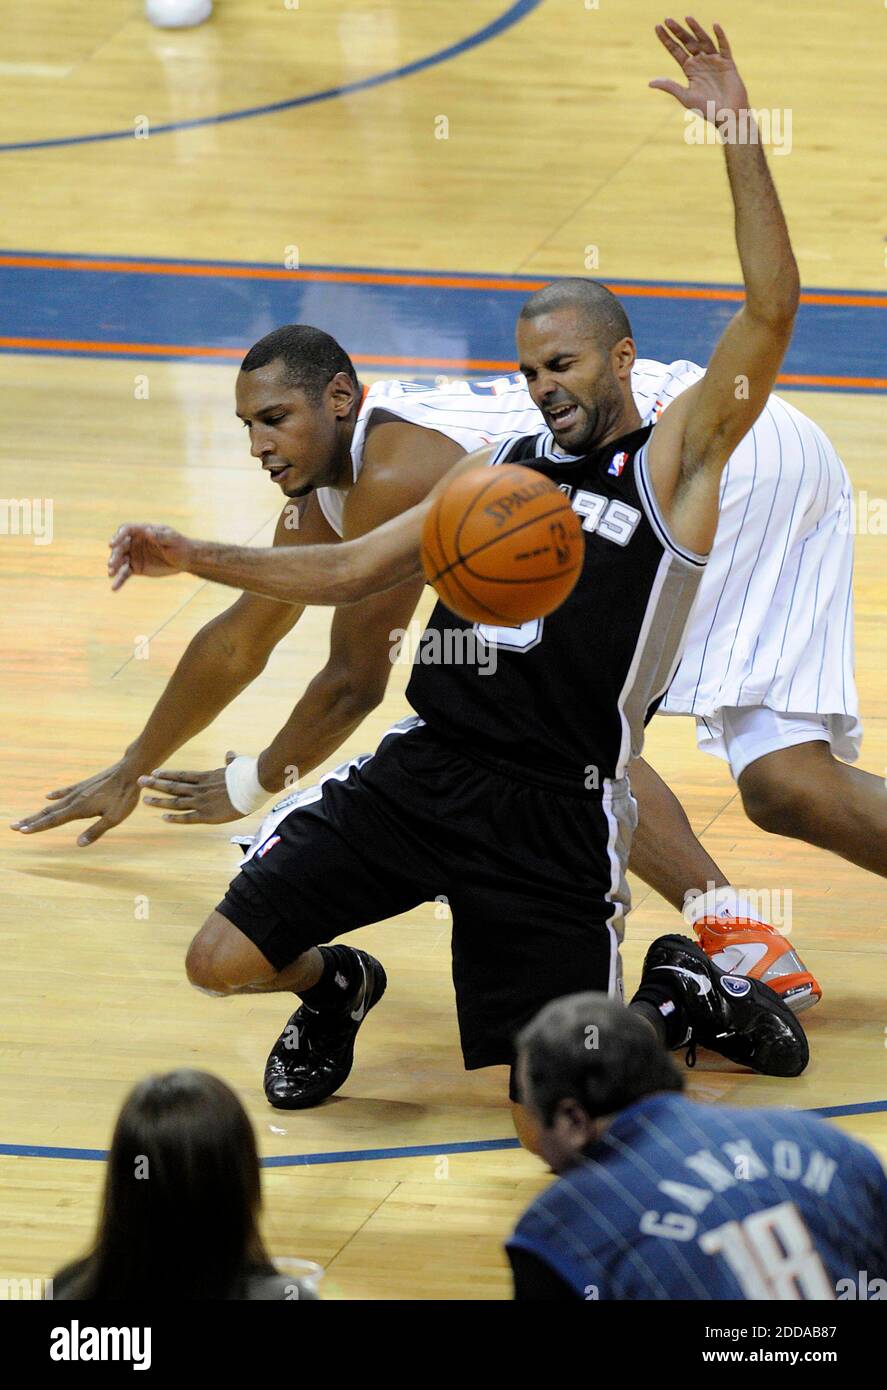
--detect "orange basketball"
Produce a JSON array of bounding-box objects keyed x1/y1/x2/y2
[{"x1": 420, "y1": 464, "x2": 584, "y2": 625}]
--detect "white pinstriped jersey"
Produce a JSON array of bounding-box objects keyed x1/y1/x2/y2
[
  {"x1": 631, "y1": 361, "x2": 860, "y2": 763},
  {"x1": 316, "y1": 373, "x2": 543, "y2": 536},
  {"x1": 316, "y1": 365, "x2": 860, "y2": 761}
]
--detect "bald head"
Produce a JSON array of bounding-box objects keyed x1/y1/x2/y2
[{"x1": 519, "y1": 279, "x2": 633, "y2": 352}]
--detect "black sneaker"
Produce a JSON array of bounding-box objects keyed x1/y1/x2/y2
[
  {"x1": 642, "y1": 934, "x2": 809, "y2": 1077},
  {"x1": 264, "y1": 949, "x2": 387, "y2": 1109}
]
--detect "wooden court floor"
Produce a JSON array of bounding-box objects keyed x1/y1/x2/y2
[{"x1": 1, "y1": 0, "x2": 885, "y2": 1300}]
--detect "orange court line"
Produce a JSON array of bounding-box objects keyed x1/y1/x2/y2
[
  {"x1": 0, "y1": 336, "x2": 515, "y2": 369},
  {"x1": 0, "y1": 336, "x2": 885, "y2": 389},
  {"x1": 0, "y1": 254, "x2": 885, "y2": 309}
]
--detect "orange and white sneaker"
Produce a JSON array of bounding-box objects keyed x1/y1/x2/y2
[{"x1": 693, "y1": 916, "x2": 822, "y2": 1015}]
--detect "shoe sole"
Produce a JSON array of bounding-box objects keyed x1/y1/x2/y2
[{"x1": 773, "y1": 981, "x2": 821, "y2": 1015}]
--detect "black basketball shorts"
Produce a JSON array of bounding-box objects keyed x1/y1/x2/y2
[{"x1": 217, "y1": 716, "x2": 635, "y2": 1072}]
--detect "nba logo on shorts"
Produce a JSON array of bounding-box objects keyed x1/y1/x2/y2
[
  {"x1": 257, "y1": 834, "x2": 281, "y2": 859},
  {"x1": 608, "y1": 451, "x2": 628, "y2": 477},
  {"x1": 721, "y1": 975, "x2": 752, "y2": 998}
]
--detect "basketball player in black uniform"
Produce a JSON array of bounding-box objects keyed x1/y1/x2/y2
[{"x1": 107, "y1": 20, "x2": 809, "y2": 1143}]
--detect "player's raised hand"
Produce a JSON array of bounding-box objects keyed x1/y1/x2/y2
[
  {"x1": 138, "y1": 751, "x2": 248, "y2": 825},
  {"x1": 11, "y1": 761, "x2": 143, "y2": 845},
  {"x1": 649, "y1": 17, "x2": 748, "y2": 120},
  {"x1": 108, "y1": 523, "x2": 192, "y2": 590}
]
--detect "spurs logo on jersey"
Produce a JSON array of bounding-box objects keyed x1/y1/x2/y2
[{"x1": 407, "y1": 425, "x2": 708, "y2": 792}]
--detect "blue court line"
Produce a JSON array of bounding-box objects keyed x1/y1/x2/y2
[
  {"x1": 4, "y1": 249, "x2": 883, "y2": 298},
  {"x1": 2, "y1": 1100, "x2": 884, "y2": 1168},
  {"x1": 2, "y1": 252, "x2": 884, "y2": 388},
  {"x1": 261, "y1": 1138, "x2": 523, "y2": 1168},
  {"x1": 0, "y1": 1138, "x2": 522, "y2": 1166},
  {"x1": 0, "y1": 0, "x2": 543, "y2": 153},
  {"x1": 806, "y1": 1100, "x2": 887, "y2": 1120}
]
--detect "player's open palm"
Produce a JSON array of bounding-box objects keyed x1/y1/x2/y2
[
  {"x1": 108, "y1": 523, "x2": 191, "y2": 590},
  {"x1": 11, "y1": 761, "x2": 142, "y2": 846},
  {"x1": 649, "y1": 17, "x2": 748, "y2": 121}
]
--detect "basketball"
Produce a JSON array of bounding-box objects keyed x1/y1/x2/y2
[
  {"x1": 145, "y1": 0, "x2": 213, "y2": 27},
  {"x1": 420, "y1": 464, "x2": 584, "y2": 625}
]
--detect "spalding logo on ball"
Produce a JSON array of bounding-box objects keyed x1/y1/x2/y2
[{"x1": 421, "y1": 464, "x2": 584, "y2": 625}]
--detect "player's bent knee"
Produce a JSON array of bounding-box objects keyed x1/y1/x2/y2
[
  {"x1": 185, "y1": 931, "x2": 230, "y2": 995},
  {"x1": 738, "y1": 741, "x2": 837, "y2": 837},
  {"x1": 739, "y1": 766, "x2": 810, "y2": 837},
  {"x1": 185, "y1": 910, "x2": 275, "y2": 995}
]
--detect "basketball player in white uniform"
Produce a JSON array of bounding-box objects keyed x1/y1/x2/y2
[
  {"x1": 16, "y1": 16, "x2": 886, "y2": 1019},
  {"x1": 318, "y1": 361, "x2": 878, "y2": 1009},
  {"x1": 103, "y1": 13, "x2": 824, "y2": 1133},
  {"x1": 14, "y1": 324, "x2": 881, "y2": 1015},
  {"x1": 253, "y1": 361, "x2": 876, "y2": 1018}
]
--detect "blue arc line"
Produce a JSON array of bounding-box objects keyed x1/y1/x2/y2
[
  {"x1": 261, "y1": 1137, "x2": 523, "y2": 1168},
  {"x1": 0, "y1": 0, "x2": 543, "y2": 153},
  {"x1": 0, "y1": 1137, "x2": 522, "y2": 1166},
  {"x1": 2, "y1": 1099, "x2": 885, "y2": 1168},
  {"x1": 806, "y1": 1100, "x2": 887, "y2": 1120}
]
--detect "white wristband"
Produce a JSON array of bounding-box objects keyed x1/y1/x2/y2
[{"x1": 225, "y1": 756, "x2": 271, "y2": 815}]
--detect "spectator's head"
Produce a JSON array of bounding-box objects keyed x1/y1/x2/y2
[
  {"x1": 236, "y1": 324, "x2": 361, "y2": 500},
  {"x1": 65, "y1": 1069, "x2": 271, "y2": 1299},
  {"x1": 516, "y1": 995, "x2": 684, "y2": 1174}
]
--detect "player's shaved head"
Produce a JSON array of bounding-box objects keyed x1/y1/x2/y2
[
  {"x1": 241, "y1": 324, "x2": 359, "y2": 403},
  {"x1": 517, "y1": 993, "x2": 683, "y2": 1130},
  {"x1": 516, "y1": 281, "x2": 639, "y2": 452},
  {"x1": 519, "y1": 279, "x2": 633, "y2": 351}
]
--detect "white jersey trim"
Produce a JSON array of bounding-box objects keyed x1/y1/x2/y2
[
  {"x1": 634, "y1": 442, "x2": 708, "y2": 568},
  {"x1": 233, "y1": 715, "x2": 425, "y2": 864},
  {"x1": 316, "y1": 486, "x2": 344, "y2": 536}
]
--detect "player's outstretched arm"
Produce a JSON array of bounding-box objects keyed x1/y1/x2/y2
[
  {"x1": 645, "y1": 18, "x2": 800, "y2": 555},
  {"x1": 12, "y1": 501, "x2": 320, "y2": 845},
  {"x1": 140, "y1": 425, "x2": 467, "y2": 821},
  {"x1": 108, "y1": 450, "x2": 487, "y2": 607}
]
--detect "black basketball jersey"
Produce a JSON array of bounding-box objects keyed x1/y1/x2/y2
[{"x1": 406, "y1": 424, "x2": 707, "y2": 794}]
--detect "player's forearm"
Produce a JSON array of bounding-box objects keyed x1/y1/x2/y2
[
  {"x1": 257, "y1": 669, "x2": 384, "y2": 792},
  {"x1": 182, "y1": 517, "x2": 425, "y2": 606},
  {"x1": 723, "y1": 136, "x2": 799, "y2": 325},
  {"x1": 120, "y1": 624, "x2": 267, "y2": 775}
]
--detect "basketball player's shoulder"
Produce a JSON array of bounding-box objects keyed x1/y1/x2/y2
[
  {"x1": 496, "y1": 428, "x2": 555, "y2": 465},
  {"x1": 362, "y1": 412, "x2": 435, "y2": 457},
  {"x1": 346, "y1": 418, "x2": 469, "y2": 527},
  {"x1": 362, "y1": 413, "x2": 467, "y2": 475}
]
